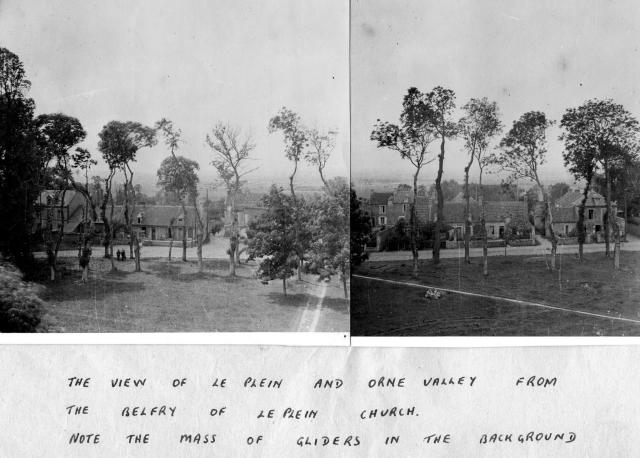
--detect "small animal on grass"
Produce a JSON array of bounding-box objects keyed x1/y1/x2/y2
[{"x1": 424, "y1": 288, "x2": 445, "y2": 300}]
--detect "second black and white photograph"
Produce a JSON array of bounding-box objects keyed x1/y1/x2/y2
[{"x1": 350, "y1": 0, "x2": 640, "y2": 336}]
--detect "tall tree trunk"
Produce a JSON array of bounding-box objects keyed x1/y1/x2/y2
[
  {"x1": 289, "y1": 160, "x2": 303, "y2": 281},
  {"x1": 433, "y1": 134, "x2": 445, "y2": 264},
  {"x1": 341, "y1": 270, "x2": 348, "y2": 299},
  {"x1": 614, "y1": 224, "x2": 621, "y2": 269},
  {"x1": 228, "y1": 235, "x2": 237, "y2": 277},
  {"x1": 319, "y1": 166, "x2": 329, "y2": 192},
  {"x1": 604, "y1": 164, "x2": 612, "y2": 257},
  {"x1": 410, "y1": 169, "x2": 419, "y2": 278},
  {"x1": 235, "y1": 241, "x2": 241, "y2": 266},
  {"x1": 168, "y1": 226, "x2": 173, "y2": 261},
  {"x1": 289, "y1": 160, "x2": 298, "y2": 199},
  {"x1": 543, "y1": 188, "x2": 557, "y2": 271},
  {"x1": 109, "y1": 192, "x2": 116, "y2": 272},
  {"x1": 480, "y1": 170, "x2": 488, "y2": 276},
  {"x1": 608, "y1": 166, "x2": 621, "y2": 269},
  {"x1": 133, "y1": 234, "x2": 141, "y2": 272},
  {"x1": 577, "y1": 177, "x2": 592, "y2": 262},
  {"x1": 46, "y1": 188, "x2": 70, "y2": 282},
  {"x1": 282, "y1": 277, "x2": 287, "y2": 296},
  {"x1": 463, "y1": 155, "x2": 474, "y2": 264},
  {"x1": 194, "y1": 201, "x2": 204, "y2": 273},
  {"x1": 100, "y1": 170, "x2": 115, "y2": 260},
  {"x1": 180, "y1": 202, "x2": 187, "y2": 261},
  {"x1": 228, "y1": 190, "x2": 238, "y2": 277}
]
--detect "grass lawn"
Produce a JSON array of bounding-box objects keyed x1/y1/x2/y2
[
  {"x1": 351, "y1": 252, "x2": 640, "y2": 336},
  {"x1": 36, "y1": 257, "x2": 349, "y2": 332}
]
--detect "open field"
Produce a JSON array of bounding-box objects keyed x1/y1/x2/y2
[
  {"x1": 36, "y1": 256, "x2": 349, "y2": 333},
  {"x1": 351, "y1": 252, "x2": 640, "y2": 336}
]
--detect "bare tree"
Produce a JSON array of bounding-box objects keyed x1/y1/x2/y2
[
  {"x1": 206, "y1": 123, "x2": 256, "y2": 277},
  {"x1": 305, "y1": 128, "x2": 337, "y2": 191}
]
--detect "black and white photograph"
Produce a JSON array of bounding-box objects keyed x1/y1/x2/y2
[
  {"x1": 350, "y1": 0, "x2": 640, "y2": 336},
  {"x1": 0, "y1": 0, "x2": 349, "y2": 333}
]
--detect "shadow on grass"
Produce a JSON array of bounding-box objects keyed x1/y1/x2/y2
[
  {"x1": 144, "y1": 259, "x2": 256, "y2": 283},
  {"x1": 265, "y1": 292, "x2": 348, "y2": 313},
  {"x1": 42, "y1": 278, "x2": 145, "y2": 302}
]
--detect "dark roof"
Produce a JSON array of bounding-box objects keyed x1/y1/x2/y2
[
  {"x1": 369, "y1": 192, "x2": 393, "y2": 205},
  {"x1": 442, "y1": 202, "x2": 481, "y2": 222},
  {"x1": 556, "y1": 189, "x2": 606, "y2": 208},
  {"x1": 106, "y1": 205, "x2": 197, "y2": 226},
  {"x1": 441, "y1": 201, "x2": 527, "y2": 224},
  {"x1": 484, "y1": 201, "x2": 527, "y2": 222},
  {"x1": 551, "y1": 207, "x2": 577, "y2": 223},
  {"x1": 392, "y1": 190, "x2": 412, "y2": 204}
]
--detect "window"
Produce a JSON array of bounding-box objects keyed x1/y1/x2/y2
[
  {"x1": 565, "y1": 224, "x2": 569, "y2": 235},
  {"x1": 588, "y1": 209, "x2": 594, "y2": 220},
  {"x1": 379, "y1": 205, "x2": 386, "y2": 214},
  {"x1": 378, "y1": 216, "x2": 387, "y2": 226},
  {"x1": 490, "y1": 226, "x2": 495, "y2": 236}
]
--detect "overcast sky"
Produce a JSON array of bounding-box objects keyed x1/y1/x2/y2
[
  {"x1": 0, "y1": 0, "x2": 349, "y2": 192},
  {"x1": 352, "y1": 0, "x2": 640, "y2": 186}
]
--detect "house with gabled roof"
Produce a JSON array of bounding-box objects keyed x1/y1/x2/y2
[
  {"x1": 98, "y1": 203, "x2": 198, "y2": 245},
  {"x1": 548, "y1": 189, "x2": 624, "y2": 239},
  {"x1": 34, "y1": 190, "x2": 91, "y2": 238},
  {"x1": 437, "y1": 199, "x2": 530, "y2": 240},
  {"x1": 366, "y1": 191, "x2": 395, "y2": 228}
]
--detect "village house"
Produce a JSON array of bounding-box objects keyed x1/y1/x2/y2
[
  {"x1": 223, "y1": 191, "x2": 265, "y2": 232},
  {"x1": 366, "y1": 186, "x2": 532, "y2": 250},
  {"x1": 546, "y1": 189, "x2": 625, "y2": 241},
  {"x1": 440, "y1": 199, "x2": 530, "y2": 241},
  {"x1": 34, "y1": 190, "x2": 91, "y2": 241},
  {"x1": 94, "y1": 203, "x2": 199, "y2": 246},
  {"x1": 366, "y1": 187, "x2": 424, "y2": 229},
  {"x1": 131, "y1": 204, "x2": 198, "y2": 244}
]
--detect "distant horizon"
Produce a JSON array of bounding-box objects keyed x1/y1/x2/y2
[{"x1": 0, "y1": 0, "x2": 349, "y2": 195}]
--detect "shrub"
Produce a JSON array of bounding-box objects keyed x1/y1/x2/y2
[{"x1": 0, "y1": 262, "x2": 43, "y2": 332}]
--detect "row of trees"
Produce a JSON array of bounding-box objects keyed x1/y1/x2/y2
[
  {"x1": 371, "y1": 86, "x2": 639, "y2": 278},
  {"x1": 0, "y1": 46, "x2": 348, "y2": 298}
]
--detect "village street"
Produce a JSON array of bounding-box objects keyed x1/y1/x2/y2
[
  {"x1": 367, "y1": 234, "x2": 640, "y2": 262},
  {"x1": 37, "y1": 235, "x2": 231, "y2": 261}
]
